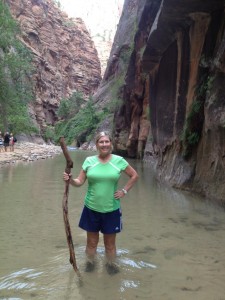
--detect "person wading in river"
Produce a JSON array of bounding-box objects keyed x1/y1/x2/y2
[{"x1": 63, "y1": 131, "x2": 139, "y2": 274}]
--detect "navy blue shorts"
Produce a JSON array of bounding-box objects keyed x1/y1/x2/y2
[{"x1": 79, "y1": 206, "x2": 122, "y2": 234}]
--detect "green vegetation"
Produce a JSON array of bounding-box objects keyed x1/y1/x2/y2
[
  {"x1": 120, "y1": 48, "x2": 132, "y2": 66},
  {"x1": 53, "y1": 0, "x2": 61, "y2": 8},
  {"x1": 108, "y1": 74, "x2": 124, "y2": 113},
  {"x1": 0, "y1": 1, "x2": 36, "y2": 134},
  {"x1": 119, "y1": 15, "x2": 137, "y2": 72},
  {"x1": 108, "y1": 44, "x2": 133, "y2": 113},
  {"x1": 57, "y1": 91, "x2": 85, "y2": 120},
  {"x1": 54, "y1": 93, "x2": 108, "y2": 145},
  {"x1": 108, "y1": 17, "x2": 138, "y2": 113},
  {"x1": 180, "y1": 74, "x2": 211, "y2": 158},
  {"x1": 107, "y1": 97, "x2": 123, "y2": 113},
  {"x1": 181, "y1": 99, "x2": 203, "y2": 159},
  {"x1": 43, "y1": 125, "x2": 55, "y2": 142},
  {"x1": 62, "y1": 19, "x2": 74, "y2": 28}
]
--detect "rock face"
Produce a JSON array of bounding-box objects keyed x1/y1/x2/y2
[
  {"x1": 87, "y1": 0, "x2": 124, "y2": 76},
  {"x1": 60, "y1": 0, "x2": 124, "y2": 76},
  {"x1": 6, "y1": 0, "x2": 101, "y2": 131},
  {"x1": 95, "y1": 0, "x2": 225, "y2": 203}
]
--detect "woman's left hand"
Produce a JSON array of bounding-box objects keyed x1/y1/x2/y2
[{"x1": 114, "y1": 190, "x2": 126, "y2": 199}]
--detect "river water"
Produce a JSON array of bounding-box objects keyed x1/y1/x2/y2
[{"x1": 0, "y1": 151, "x2": 225, "y2": 300}]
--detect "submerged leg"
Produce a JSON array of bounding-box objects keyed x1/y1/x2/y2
[
  {"x1": 85, "y1": 231, "x2": 99, "y2": 272},
  {"x1": 103, "y1": 233, "x2": 116, "y2": 260},
  {"x1": 103, "y1": 233, "x2": 120, "y2": 275}
]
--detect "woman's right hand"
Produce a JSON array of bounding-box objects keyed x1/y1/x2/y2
[{"x1": 63, "y1": 172, "x2": 71, "y2": 182}]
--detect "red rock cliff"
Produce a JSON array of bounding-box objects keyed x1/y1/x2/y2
[
  {"x1": 95, "y1": 0, "x2": 225, "y2": 203},
  {"x1": 6, "y1": 0, "x2": 101, "y2": 131}
]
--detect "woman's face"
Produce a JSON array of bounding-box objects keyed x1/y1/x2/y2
[{"x1": 96, "y1": 135, "x2": 112, "y2": 156}]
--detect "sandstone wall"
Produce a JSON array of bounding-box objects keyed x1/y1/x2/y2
[
  {"x1": 95, "y1": 0, "x2": 225, "y2": 203},
  {"x1": 6, "y1": 0, "x2": 101, "y2": 131}
]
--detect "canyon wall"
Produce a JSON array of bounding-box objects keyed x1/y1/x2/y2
[
  {"x1": 6, "y1": 0, "x2": 101, "y2": 132},
  {"x1": 95, "y1": 0, "x2": 225, "y2": 203},
  {"x1": 60, "y1": 0, "x2": 124, "y2": 76}
]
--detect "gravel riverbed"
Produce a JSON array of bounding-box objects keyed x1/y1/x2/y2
[{"x1": 0, "y1": 142, "x2": 62, "y2": 167}]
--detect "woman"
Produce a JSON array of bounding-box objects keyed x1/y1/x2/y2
[
  {"x1": 63, "y1": 131, "x2": 138, "y2": 274},
  {"x1": 9, "y1": 133, "x2": 14, "y2": 152}
]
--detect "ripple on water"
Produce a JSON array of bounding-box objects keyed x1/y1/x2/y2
[
  {"x1": 79, "y1": 246, "x2": 157, "y2": 299},
  {"x1": 0, "y1": 246, "x2": 158, "y2": 300}
]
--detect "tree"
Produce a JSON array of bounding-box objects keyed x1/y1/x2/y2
[
  {"x1": 57, "y1": 91, "x2": 85, "y2": 120},
  {"x1": 0, "y1": 1, "x2": 35, "y2": 133},
  {"x1": 55, "y1": 96, "x2": 107, "y2": 145}
]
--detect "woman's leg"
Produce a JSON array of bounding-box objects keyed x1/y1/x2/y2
[
  {"x1": 85, "y1": 231, "x2": 99, "y2": 272},
  {"x1": 103, "y1": 233, "x2": 119, "y2": 274},
  {"x1": 86, "y1": 231, "x2": 99, "y2": 257},
  {"x1": 103, "y1": 233, "x2": 116, "y2": 261}
]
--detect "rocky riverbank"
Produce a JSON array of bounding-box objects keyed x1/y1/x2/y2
[{"x1": 0, "y1": 142, "x2": 62, "y2": 167}]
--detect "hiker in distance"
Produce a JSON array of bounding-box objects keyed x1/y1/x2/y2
[{"x1": 63, "y1": 131, "x2": 139, "y2": 274}]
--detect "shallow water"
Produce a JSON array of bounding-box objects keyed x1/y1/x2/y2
[{"x1": 0, "y1": 151, "x2": 225, "y2": 300}]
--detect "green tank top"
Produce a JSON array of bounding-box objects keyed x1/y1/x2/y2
[{"x1": 82, "y1": 154, "x2": 129, "y2": 213}]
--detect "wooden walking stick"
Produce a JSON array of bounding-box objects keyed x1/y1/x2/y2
[{"x1": 60, "y1": 137, "x2": 81, "y2": 277}]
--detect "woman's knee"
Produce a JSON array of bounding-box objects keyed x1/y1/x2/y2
[
  {"x1": 87, "y1": 232, "x2": 99, "y2": 249},
  {"x1": 103, "y1": 234, "x2": 116, "y2": 252}
]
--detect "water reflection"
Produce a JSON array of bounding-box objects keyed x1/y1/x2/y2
[{"x1": 0, "y1": 152, "x2": 225, "y2": 299}]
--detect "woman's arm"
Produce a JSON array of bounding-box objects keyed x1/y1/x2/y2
[
  {"x1": 123, "y1": 165, "x2": 139, "y2": 192},
  {"x1": 63, "y1": 169, "x2": 86, "y2": 187},
  {"x1": 114, "y1": 165, "x2": 139, "y2": 199}
]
